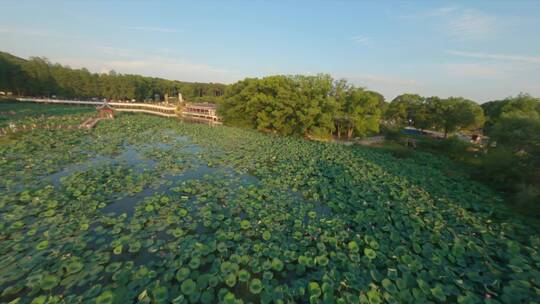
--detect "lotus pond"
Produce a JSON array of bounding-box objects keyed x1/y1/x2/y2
[{"x1": 0, "y1": 104, "x2": 539, "y2": 304}]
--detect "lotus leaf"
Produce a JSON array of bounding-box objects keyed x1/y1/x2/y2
[
  {"x1": 40, "y1": 274, "x2": 59, "y2": 290},
  {"x1": 249, "y1": 278, "x2": 263, "y2": 294},
  {"x1": 189, "y1": 258, "x2": 200, "y2": 269},
  {"x1": 364, "y1": 248, "x2": 377, "y2": 260},
  {"x1": 367, "y1": 289, "x2": 382, "y2": 304},
  {"x1": 240, "y1": 220, "x2": 251, "y2": 229},
  {"x1": 30, "y1": 295, "x2": 47, "y2": 304},
  {"x1": 95, "y1": 290, "x2": 114, "y2": 304},
  {"x1": 65, "y1": 260, "x2": 84, "y2": 274},
  {"x1": 431, "y1": 284, "x2": 446, "y2": 301},
  {"x1": 348, "y1": 241, "x2": 359, "y2": 253},
  {"x1": 263, "y1": 271, "x2": 273, "y2": 280},
  {"x1": 308, "y1": 282, "x2": 321, "y2": 297},
  {"x1": 36, "y1": 240, "x2": 49, "y2": 250},
  {"x1": 152, "y1": 285, "x2": 169, "y2": 303},
  {"x1": 315, "y1": 255, "x2": 329, "y2": 266},
  {"x1": 238, "y1": 269, "x2": 250, "y2": 282},
  {"x1": 0, "y1": 108, "x2": 538, "y2": 303},
  {"x1": 128, "y1": 241, "x2": 141, "y2": 253},
  {"x1": 271, "y1": 258, "x2": 284, "y2": 271},
  {"x1": 181, "y1": 279, "x2": 197, "y2": 295},
  {"x1": 225, "y1": 273, "x2": 237, "y2": 287},
  {"x1": 113, "y1": 245, "x2": 123, "y2": 255},
  {"x1": 200, "y1": 290, "x2": 214, "y2": 304}
]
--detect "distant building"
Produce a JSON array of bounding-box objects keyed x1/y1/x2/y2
[
  {"x1": 97, "y1": 102, "x2": 115, "y2": 119},
  {"x1": 182, "y1": 102, "x2": 220, "y2": 122}
]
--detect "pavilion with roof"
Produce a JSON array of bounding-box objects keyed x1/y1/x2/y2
[{"x1": 97, "y1": 101, "x2": 115, "y2": 119}]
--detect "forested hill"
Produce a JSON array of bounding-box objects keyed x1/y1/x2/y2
[{"x1": 0, "y1": 51, "x2": 227, "y2": 102}]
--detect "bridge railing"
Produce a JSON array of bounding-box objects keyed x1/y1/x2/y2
[
  {"x1": 16, "y1": 98, "x2": 177, "y2": 113},
  {"x1": 13, "y1": 98, "x2": 221, "y2": 122}
]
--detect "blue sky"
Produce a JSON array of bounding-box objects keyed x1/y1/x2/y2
[{"x1": 1, "y1": 0, "x2": 539, "y2": 102}]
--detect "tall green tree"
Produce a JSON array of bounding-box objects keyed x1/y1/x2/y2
[
  {"x1": 385, "y1": 93, "x2": 424, "y2": 126},
  {"x1": 412, "y1": 96, "x2": 440, "y2": 131},
  {"x1": 431, "y1": 97, "x2": 485, "y2": 137},
  {"x1": 500, "y1": 94, "x2": 540, "y2": 119},
  {"x1": 336, "y1": 88, "x2": 383, "y2": 139}
]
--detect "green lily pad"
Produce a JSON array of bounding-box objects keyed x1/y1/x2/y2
[
  {"x1": 348, "y1": 241, "x2": 359, "y2": 253},
  {"x1": 96, "y1": 290, "x2": 114, "y2": 304},
  {"x1": 308, "y1": 282, "x2": 321, "y2": 297},
  {"x1": 36, "y1": 240, "x2": 49, "y2": 250},
  {"x1": 181, "y1": 279, "x2": 197, "y2": 295},
  {"x1": 40, "y1": 274, "x2": 59, "y2": 290},
  {"x1": 271, "y1": 258, "x2": 284, "y2": 271},
  {"x1": 176, "y1": 267, "x2": 190, "y2": 282},
  {"x1": 225, "y1": 273, "x2": 236, "y2": 287},
  {"x1": 113, "y1": 245, "x2": 123, "y2": 255},
  {"x1": 152, "y1": 285, "x2": 169, "y2": 303},
  {"x1": 431, "y1": 284, "x2": 446, "y2": 301},
  {"x1": 128, "y1": 242, "x2": 141, "y2": 253},
  {"x1": 30, "y1": 295, "x2": 48, "y2": 304},
  {"x1": 240, "y1": 220, "x2": 251, "y2": 229},
  {"x1": 66, "y1": 260, "x2": 84, "y2": 274},
  {"x1": 238, "y1": 269, "x2": 251, "y2": 282},
  {"x1": 364, "y1": 248, "x2": 377, "y2": 259},
  {"x1": 249, "y1": 278, "x2": 263, "y2": 294}
]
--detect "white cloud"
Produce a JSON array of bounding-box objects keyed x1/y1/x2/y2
[
  {"x1": 442, "y1": 63, "x2": 506, "y2": 79},
  {"x1": 397, "y1": 5, "x2": 459, "y2": 19},
  {"x1": 447, "y1": 50, "x2": 540, "y2": 64},
  {"x1": 425, "y1": 6, "x2": 459, "y2": 17},
  {"x1": 440, "y1": 59, "x2": 538, "y2": 81},
  {"x1": 397, "y1": 7, "x2": 498, "y2": 41},
  {"x1": 445, "y1": 10, "x2": 496, "y2": 40},
  {"x1": 351, "y1": 35, "x2": 371, "y2": 46},
  {"x1": 123, "y1": 26, "x2": 181, "y2": 33},
  {"x1": 70, "y1": 45, "x2": 238, "y2": 82},
  {"x1": 60, "y1": 55, "x2": 239, "y2": 84}
]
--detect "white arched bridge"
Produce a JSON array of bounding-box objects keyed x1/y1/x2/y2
[{"x1": 15, "y1": 98, "x2": 221, "y2": 122}]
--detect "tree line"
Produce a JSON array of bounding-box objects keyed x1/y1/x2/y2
[
  {"x1": 0, "y1": 51, "x2": 226, "y2": 102},
  {"x1": 218, "y1": 74, "x2": 488, "y2": 140},
  {"x1": 384, "y1": 94, "x2": 485, "y2": 137}
]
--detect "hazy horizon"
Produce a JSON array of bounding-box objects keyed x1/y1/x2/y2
[{"x1": 1, "y1": 0, "x2": 539, "y2": 102}]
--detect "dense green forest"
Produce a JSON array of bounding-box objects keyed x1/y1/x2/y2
[
  {"x1": 219, "y1": 75, "x2": 384, "y2": 139},
  {"x1": 0, "y1": 51, "x2": 226, "y2": 102},
  {"x1": 218, "y1": 75, "x2": 488, "y2": 141},
  {"x1": 384, "y1": 94, "x2": 485, "y2": 137}
]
